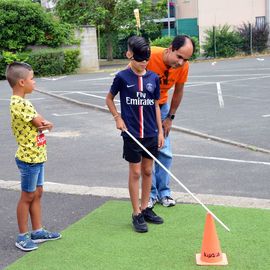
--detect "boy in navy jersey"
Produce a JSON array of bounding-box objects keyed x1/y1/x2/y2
[{"x1": 106, "y1": 36, "x2": 164, "y2": 233}]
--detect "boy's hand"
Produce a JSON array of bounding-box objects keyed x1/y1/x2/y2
[
  {"x1": 158, "y1": 132, "x2": 164, "y2": 149},
  {"x1": 38, "y1": 120, "x2": 53, "y2": 132},
  {"x1": 115, "y1": 116, "x2": 127, "y2": 131}
]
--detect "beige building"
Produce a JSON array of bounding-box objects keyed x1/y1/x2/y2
[{"x1": 165, "y1": 0, "x2": 270, "y2": 46}]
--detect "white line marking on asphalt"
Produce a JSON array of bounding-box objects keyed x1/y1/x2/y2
[
  {"x1": 78, "y1": 77, "x2": 113, "y2": 82},
  {"x1": 83, "y1": 91, "x2": 109, "y2": 93},
  {"x1": 186, "y1": 81, "x2": 217, "y2": 84},
  {"x1": 77, "y1": 92, "x2": 106, "y2": 100},
  {"x1": 173, "y1": 154, "x2": 270, "y2": 166},
  {"x1": 221, "y1": 68, "x2": 270, "y2": 72},
  {"x1": 52, "y1": 112, "x2": 88, "y2": 117},
  {"x1": 46, "y1": 131, "x2": 81, "y2": 138},
  {"x1": 57, "y1": 92, "x2": 80, "y2": 96},
  {"x1": 77, "y1": 91, "x2": 120, "y2": 102},
  {"x1": 262, "y1": 114, "x2": 270, "y2": 118},
  {"x1": 2, "y1": 97, "x2": 46, "y2": 101},
  {"x1": 47, "y1": 91, "x2": 70, "y2": 93},
  {"x1": 186, "y1": 75, "x2": 270, "y2": 89},
  {"x1": 216, "y1": 82, "x2": 224, "y2": 108},
  {"x1": 189, "y1": 73, "x2": 270, "y2": 78},
  {"x1": 41, "y1": 76, "x2": 67, "y2": 81},
  {"x1": 1, "y1": 179, "x2": 269, "y2": 209}
]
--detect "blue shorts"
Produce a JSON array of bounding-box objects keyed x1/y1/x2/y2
[{"x1": 15, "y1": 158, "x2": 45, "y2": 192}]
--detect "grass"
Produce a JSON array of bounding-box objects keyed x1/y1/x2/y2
[{"x1": 6, "y1": 201, "x2": 270, "y2": 270}]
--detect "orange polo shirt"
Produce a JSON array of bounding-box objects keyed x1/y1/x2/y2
[{"x1": 147, "y1": 46, "x2": 189, "y2": 104}]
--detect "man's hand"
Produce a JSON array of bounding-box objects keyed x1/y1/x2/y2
[{"x1": 162, "y1": 117, "x2": 172, "y2": 137}]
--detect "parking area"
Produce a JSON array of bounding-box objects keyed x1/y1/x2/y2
[
  {"x1": 1, "y1": 56, "x2": 269, "y2": 199},
  {"x1": 35, "y1": 56, "x2": 270, "y2": 150},
  {"x1": 1, "y1": 56, "x2": 270, "y2": 269}
]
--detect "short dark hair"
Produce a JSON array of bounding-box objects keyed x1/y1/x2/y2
[
  {"x1": 127, "y1": 36, "x2": 151, "y2": 61},
  {"x1": 171, "y1": 35, "x2": 195, "y2": 54},
  {"x1": 6, "y1": 62, "x2": 33, "y2": 88}
]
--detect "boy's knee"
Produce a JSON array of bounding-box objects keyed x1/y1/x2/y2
[
  {"x1": 142, "y1": 169, "x2": 152, "y2": 177},
  {"x1": 35, "y1": 186, "x2": 43, "y2": 198},
  {"x1": 21, "y1": 191, "x2": 36, "y2": 202},
  {"x1": 131, "y1": 170, "x2": 141, "y2": 180}
]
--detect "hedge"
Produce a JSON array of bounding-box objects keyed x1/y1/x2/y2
[{"x1": 0, "y1": 48, "x2": 80, "y2": 79}]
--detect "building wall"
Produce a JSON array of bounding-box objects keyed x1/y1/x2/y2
[
  {"x1": 197, "y1": 0, "x2": 265, "y2": 47},
  {"x1": 175, "y1": 0, "x2": 266, "y2": 47},
  {"x1": 175, "y1": 0, "x2": 198, "y2": 19},
  {"x1": 197, "y1": 0, "x2": 265, "y2": 27}
]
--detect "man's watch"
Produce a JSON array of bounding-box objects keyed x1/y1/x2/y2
[{"x1": 166, "y1": 113, "x2": 175, "y2": 120}]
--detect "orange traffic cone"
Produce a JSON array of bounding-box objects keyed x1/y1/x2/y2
[{"x1": 196, "y1": 213, "x2": 228, "y2": 266}]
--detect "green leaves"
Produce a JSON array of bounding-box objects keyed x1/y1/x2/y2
[
  {"x1": 0, "y1": 0, "x2": 74, "y2": 51},
  {"x1": 203, "y1": 25, "x2": 243, "y2": 58},
  {"x1": 56, "y1": 0, "x2": 166, "y2": 60}
]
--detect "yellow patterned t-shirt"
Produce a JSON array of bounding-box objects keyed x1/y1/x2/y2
[{"x1": 10, "y1": 95, "x2": 47, "y2": 163}]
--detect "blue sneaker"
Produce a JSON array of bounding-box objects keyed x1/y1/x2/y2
[
  {"x1": 31, "y1": 228, "x2": 62, "y2": 243},
  {"x1": 15, "y1": 233, "x2": 38, "y2": 251}
]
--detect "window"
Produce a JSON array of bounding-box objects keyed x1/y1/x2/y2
[{"x1": 255, "y1": 16, "x2": 265, "y2": 28}]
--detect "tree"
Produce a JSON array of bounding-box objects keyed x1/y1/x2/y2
[
  {"x1": 0, "y1": 0, "x2": 74, "y2": 51},
  {"x1": 56, "y1": 0, "x2": 164, "y2": 60}
]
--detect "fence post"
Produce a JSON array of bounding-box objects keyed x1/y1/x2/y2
[
  {"x1": 75, "y1": 26, "x2": 99, "y2": 72},
  {"x1": 213, "y1": 26, "x2": 217, "y2": 58},
  {"x1": 249, "y1": 23, "x2": 253, "y2": 55}
]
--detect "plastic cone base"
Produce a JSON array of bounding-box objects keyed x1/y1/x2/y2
[
  {"x1": 196, "y1": 213, "x2": 228, "y2": 266},
  {"x1": 196, "y1": 253, "x2": 228, "y2": 266}
]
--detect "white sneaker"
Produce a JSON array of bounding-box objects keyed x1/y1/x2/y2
[
  {"x1": 148, "y1": 197, "x2": 158, "y2": 208},
  {"x1": 160, "y1": 196, "x2": 176, "y2": 207}
]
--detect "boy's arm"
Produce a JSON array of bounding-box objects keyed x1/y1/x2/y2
[
  {"x1": 106, "y1": 92, "x2": 126, "y2": 131},
  {"x1": 31, "y1": 114, "x2": 53, "y2": 131},
  {"x1": 155, "y1": 100, "x2": 164, "y2": 148}
]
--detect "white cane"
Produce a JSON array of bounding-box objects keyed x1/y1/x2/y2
[{"x1": 124, "y1": 129, "x2": 230, "y2": 232}]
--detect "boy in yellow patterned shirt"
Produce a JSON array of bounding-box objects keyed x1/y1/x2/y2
[{"x1": 6, "y1": 62, "x2": 61, "y2": 251}]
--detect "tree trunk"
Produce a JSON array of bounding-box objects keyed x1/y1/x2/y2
[{"x1": 106, "y1": 34, "x2": 113, "y2": 61}]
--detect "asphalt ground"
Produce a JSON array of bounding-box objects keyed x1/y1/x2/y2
[{"x1": 0, "y1": 56, "x2": 270, "y2": 269}]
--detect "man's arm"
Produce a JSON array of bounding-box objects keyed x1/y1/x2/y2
[{"x1": 162, "y1": 82, "x2": 184, "y2": 137}]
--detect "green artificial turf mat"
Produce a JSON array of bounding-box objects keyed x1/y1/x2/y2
[{"x1": 6, "y1": 201, "x2": 270, "y2": 270}]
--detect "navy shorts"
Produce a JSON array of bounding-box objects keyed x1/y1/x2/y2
[
  {"x1": 15, "y1": 158, "x2": 44, "y2": 192},
  {"x1": 123, "y1": 136, "x2": 158, "y2": 163}
]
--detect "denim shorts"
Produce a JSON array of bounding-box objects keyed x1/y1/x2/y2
[{"x1": 15, "y1": 158, "x2": 44, "y2": 192}]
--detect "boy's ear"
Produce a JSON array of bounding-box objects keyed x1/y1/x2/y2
[
  {"x1": 126, "y1": 51, "x2": 132, "y2": 59},
  {"x1": 17, "y1": 79, "x2": 25, "y2": 87}
]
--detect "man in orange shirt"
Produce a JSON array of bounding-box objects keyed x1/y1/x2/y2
[{"x1": 147, "y1": 35, "x2": 195, "y2": 207}]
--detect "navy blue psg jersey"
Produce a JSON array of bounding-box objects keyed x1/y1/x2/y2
[{"x1": 110, "y1": 68, "x2": 160, "y2": 138}]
